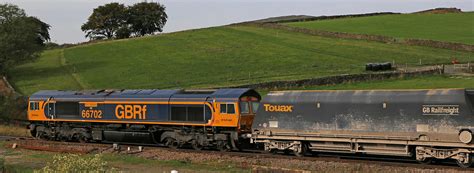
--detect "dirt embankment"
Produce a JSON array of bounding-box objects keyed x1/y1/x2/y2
[
  {"x1": 0, "y1": 76, "x2": 28, "y2": 122},
  {"x1": 414, "y1": 8, "x2": 462, "y2": 14},
  {"x1": 248, "y1": 12, "x2": 400, "y2": 24},
  {"x1": 242, "y1": 8, "x2": 462, "y2": 25},
  {"x1": 0, "y1": 76, "x2": 16, "y2": 97}
]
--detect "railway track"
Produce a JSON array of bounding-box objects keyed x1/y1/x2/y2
[{"x1": 2, "y1": 137, "x2": 471, "y2": 172}]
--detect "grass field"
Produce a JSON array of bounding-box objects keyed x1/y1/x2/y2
[
  {"x1": 0, "y1": 144, "x2": 248, "y2": 172},
  {"x1": 0, "y1": 125, "x2": 30, "y2": 137},
  {"x1": 9, "y1": 49, "x2": 82, "y2": 94},
  {"x1": 9, "y1": 25, "x2": 473, "y2": 95},
  {"x1": 287, "y1": 12, "x2": 474, "y2": 44}
]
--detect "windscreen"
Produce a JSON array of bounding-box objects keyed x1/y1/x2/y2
[
  {"x1": 251, "y1": 102, "x2": 260, "y2": 113},
  {"x1": 240, "y1": 102, "x2": 250, "y2": 114}
]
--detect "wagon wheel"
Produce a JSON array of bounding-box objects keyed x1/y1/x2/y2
[
  {"x1": 294, "y1": 143, "x2": 308, "y2": 157},
  {"x1": 294, "y1": 150, "x2": 305, "y2": 157},
  {"x1": 263, "y1": 147, "x2": 278, "y2": 155},
  {"x1": 191, "y1": 140, "x2": 204, "y2": 151},
  {"x1": 457, "y1": 155, "x2": 474, "y2": 168},
  {"x1": 165, "y1": 138, "x2": 179, "y2": 149},
  {"x1": 417, "y1": 158, "x2": 434, "y2": 165},
  {"x1": 268, "y1": 149, "x2": 278, "y2": 155}
]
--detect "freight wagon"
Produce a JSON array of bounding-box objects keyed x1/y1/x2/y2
[{"x1": 251, "y1": 89, "x2": 474, "y2": 167}]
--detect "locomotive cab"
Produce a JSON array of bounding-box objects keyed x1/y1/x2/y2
[{"x1": 238, "y1": 96, "x2": 260, "y2": 133}]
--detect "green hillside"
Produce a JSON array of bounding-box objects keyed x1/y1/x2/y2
[
  {"x1": 10, "y1": 49, "x2": 82, "y2": 93},
  {"x1": 287, "y1": 12, "x2": 474, "y2": 44},
  {"x1": 9, "y1": 24, "x2": 474, "y2": 95},
  {"x1": 295, "y1": 75, "x2": 474, "y2": 90}
]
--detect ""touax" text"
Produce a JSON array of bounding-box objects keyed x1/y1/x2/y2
[{"x1": 263, "y1": 104, "x2": 293, "y2": 112}]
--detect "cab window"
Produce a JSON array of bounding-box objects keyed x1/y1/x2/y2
[
  {"x1": 29, "y1": 102, "x2": 40, "y2": 110},
  {"x1": 228, "y1": 104, "x2": 235, "y2": 114},
  {"x1": 239, "y1": 102, "x2": 250, "y2": 114},
  {"x1": 251, "y1": 102, "x2": 259, "y2": 113},
  {"x1": 220, "y1": 103, "x2": 235, "y2": 114}
]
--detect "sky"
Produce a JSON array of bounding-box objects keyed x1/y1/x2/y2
[{"x1": 1, "y1": 0, "x2": 472, "y2": 44}]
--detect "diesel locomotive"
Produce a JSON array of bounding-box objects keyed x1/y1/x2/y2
[
  {"x1": 27, "y1": 88, "x2": 261, "y2": 151},
  {"x1": 27, "y1": 88, "x2": 474, "y2": 167},
  {"x1": 251, "y1": 88, "x2": 474, "y2": 167}
]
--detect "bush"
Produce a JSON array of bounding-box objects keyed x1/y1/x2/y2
[
  {"x1": 35, "y1": 154, "x2": 117, "y2": 173},
  {"x1": 0, "y1": 156, "x2": 4, "y2": 173},
  {"x1": 0, "y1": 95, "x2": 27, "y2": 122}
]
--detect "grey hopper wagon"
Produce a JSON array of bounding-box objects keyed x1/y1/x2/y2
[{"x1": 251, "y1": 88, "x2": 474, "y2": 167}]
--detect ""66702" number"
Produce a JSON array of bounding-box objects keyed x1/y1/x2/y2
[{"x1": 81, "y1": 110, "x2": 103, "y2": 119}]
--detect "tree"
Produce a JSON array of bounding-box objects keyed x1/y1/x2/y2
[
  {"x1": 0, "y1": 4, "x2": 50, "y2": 73},
  {"x1": 115, "y1": 27, "x2": 131, "y2": 39},
  {"x1": 0, "y1": 3, "x2": 25, "y2": 23},
  {"x1": 128, "y1": 2, "x2": 167, "y2": 36},
  {"x1": 81, "y1": 2, "x2": 168, "y2": 40},
  {"x1": 81, "y1": 3, "x2": 127, "y2": 40}
]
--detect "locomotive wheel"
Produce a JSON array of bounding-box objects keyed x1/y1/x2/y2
[
  {"x1": 36, "y1": 131, "x2": 48, "y2": 140},
  {"x1": 74, "y1": 134, "x2": 87, "y2": 143},
  {"x1": 78, "y1": 136, "x2": 87, "y2": 143},
  {"x1": 191, "y1": 140, "x2": 203, "y2": 151},
  {"x1": 30, "y1": 129, "x2": 37, "y2": 138},
  {"x1": 217, "y1": 141, "x2": 231, "y2": 152},
  {"x1": 165, "y1": 138, "x2": 179, "y2": 149},
  {"x1": 59, "y1": 136, "x2": 68, "y2": 142}
]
